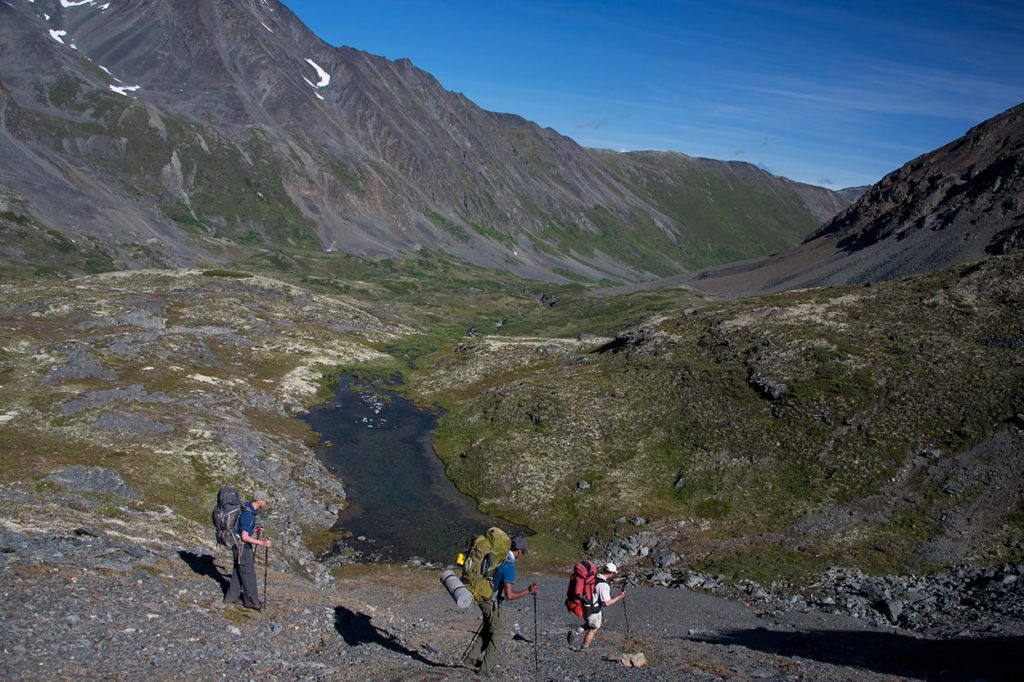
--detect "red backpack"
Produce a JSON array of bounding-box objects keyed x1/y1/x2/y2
[{"x1": 565, "y1": 560, "x2": 598, "y2": 617}]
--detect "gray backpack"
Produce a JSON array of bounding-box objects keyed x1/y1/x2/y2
[{"x1": 212, "y1": 486, "x2": 241, "y2": 548}]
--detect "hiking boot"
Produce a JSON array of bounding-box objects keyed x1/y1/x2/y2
[{"x1": 566, "y1": 627, "x2": 582, "y2": 650}]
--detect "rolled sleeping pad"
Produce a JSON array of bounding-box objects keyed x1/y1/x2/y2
[{"x1": 440, "y1": 569, "x2": 474, "y2": 609}]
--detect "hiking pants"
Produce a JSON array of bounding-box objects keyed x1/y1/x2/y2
[
  {"x1": 467, "y1": 601, "x2": 502, "y2": 673},
  {"x1": 225, "y1": 543, "x2": 261, "y2": 608}
]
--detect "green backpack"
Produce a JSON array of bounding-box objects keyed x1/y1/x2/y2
[{"x1": 460, "y1": 527, "x2": 512, "y2": 604}]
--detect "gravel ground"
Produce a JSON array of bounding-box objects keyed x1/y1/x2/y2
[{"x1": 1, "y1": 529, "x2": 1020, "y2": 681}]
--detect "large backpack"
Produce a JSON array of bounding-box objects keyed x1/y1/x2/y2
[
  {"x1": 460, "y1": 527, "x2": 512, "y2": 604},
  {"x1": 565, "y1": 560, "x2": 598, "y2": 617},
  {"x1": 212, "y1": 486, "x2": 242, "y2": 549}
]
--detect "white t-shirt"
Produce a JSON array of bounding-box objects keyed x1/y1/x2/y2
[{"x1": 594, "y1": 579, "x2": 612, "y2": 606}]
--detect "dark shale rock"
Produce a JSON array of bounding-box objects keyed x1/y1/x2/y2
[{"x1": 45, "y1": 466, "x2": 137, "y2": 501}]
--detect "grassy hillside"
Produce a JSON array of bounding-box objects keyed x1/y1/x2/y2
[
  {"x1": 597, "y1": 151, "x2": 833, "y2": 269},
  {"x1": 393, "y1": 254, "x2": 1024, "y2": 580}
]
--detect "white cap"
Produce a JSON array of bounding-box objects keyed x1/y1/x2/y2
[{"x1": 604, "y1": 562, "x2": 618, "y2": 574}]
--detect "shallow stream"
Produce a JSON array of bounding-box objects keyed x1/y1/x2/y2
[{"x1": 303, "y1": 375, "x2": 523, "y2": 563}]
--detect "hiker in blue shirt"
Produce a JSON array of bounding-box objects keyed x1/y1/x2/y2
[
  {"x1": 466, "y1": 536, "x2": 538, "y2": 676},
  {"x1": 224, "y1": 490, "x2": 272, "y2": 609}
]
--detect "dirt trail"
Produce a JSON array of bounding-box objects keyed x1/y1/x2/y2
[{"x1": 1, "y1": 529, "x2": 1019, "y2": 681}]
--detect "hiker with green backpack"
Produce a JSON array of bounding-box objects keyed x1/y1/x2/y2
[{"x1": 462, "y1": 530, "x2": 538, "y2": 677}]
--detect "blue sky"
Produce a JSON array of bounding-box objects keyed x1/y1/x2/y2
[{"x1": 284, "y1": 0, "x2": 1024, "y2": 188}]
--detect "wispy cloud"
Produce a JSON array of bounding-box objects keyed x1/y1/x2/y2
[{"x1": 577, "y1": 119, "x2": 608, "y2": 129}]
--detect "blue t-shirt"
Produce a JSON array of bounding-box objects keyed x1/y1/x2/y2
[
  {"x1": 492, "y1": 559, "x2": 516, "y2": 602},
  {"x1": 237, "y1": 502, "x2": 257, "y2": 538}
]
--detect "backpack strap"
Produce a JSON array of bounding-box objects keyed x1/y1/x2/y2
[{"x1": 593, "y1": 576, "x2": 609, "y2": 607}]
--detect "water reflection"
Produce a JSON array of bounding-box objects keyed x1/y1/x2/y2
[{"x1": 303, "y1": 376, "x2": 525, "y2": 563}]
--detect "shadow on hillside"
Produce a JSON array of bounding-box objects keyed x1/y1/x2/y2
[
  {"x1": 334, "y1": 605, "x2": 446, "y2": 668},
  {"x1": 691, "y1": 627, "x2": 1022, "y2": 681},
  {"x1": 178, "y1": 550, "x2": 230, "y2": 594}
]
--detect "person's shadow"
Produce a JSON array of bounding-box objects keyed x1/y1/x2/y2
[
  {"x1": 178, "y1": 550, "x2": 230, "y2": 594},
  {"x1": 334, "y1": 605, "x2": 446, "y2": 668}
]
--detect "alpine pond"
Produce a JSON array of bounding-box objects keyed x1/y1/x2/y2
[{"x1": 303, "y1": 376, "x2": 523, "y2": 563}]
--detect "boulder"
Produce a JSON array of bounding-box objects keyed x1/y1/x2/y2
[
  {"x1": 877, "y1": 598, "x2": 903, "y2": 623},
  {"x1": 655, "y1": 551, "x2": 679, "y2": 569},
  {"x1": 684, "y1": 574, "x2": 705, "y2": 589},
  {"x1": 748, "y1": 372, "x2": 787, "y2": 400}
]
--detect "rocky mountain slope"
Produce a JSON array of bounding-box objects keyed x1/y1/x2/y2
[
  {"x1": 0, "y1": 0, "x2": 848, "y2": 282},
  {"x1": 688, "y1": 102, "x2": 1024, "y2": 296}
]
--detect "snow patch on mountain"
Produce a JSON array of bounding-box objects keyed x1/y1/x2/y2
[
  {"x1": 98, "y1": 65, "x2": 122, "y2": 83},
  {"x1": 109, "y1": 84, "x2": 141, "y2": 97},
  {"x1": 305, "y1": 58, "x2": 330, "y2": 88}
]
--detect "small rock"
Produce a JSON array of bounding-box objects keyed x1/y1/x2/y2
[
  {"x1": 268, "y1": 621, "x2": 283, "y2": 635},
  {"x1": 577, "y1": 480, "x2": 590, "y2": 490},
  {"x1": 619, "y1": 652, "x2": 647, "y2": 668},
  {"x1": 74, "y1": 527, "x2": 105, "y2": 538},
  {"x1": 673, "y1": 476, "x2": 686, "y2": 490},
  {"x1": 327, "y1": 504, "x2": 340, "y2": 515},
  {"x1": 631, "y1": 517, "x2": 647, "y2": 526},
  {"x1": 584, "y1": 538, "x2": 599, "y2": 552},
  {"x1": 228, "y1": 625, "x2": 242, "y2": 636}
]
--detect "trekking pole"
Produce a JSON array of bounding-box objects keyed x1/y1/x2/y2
[
  {"x1": 532, "y1": 590, "x2": 539, "y2": 680},
  {"x1": 621, "y1": 580, "x2": 631, "y2": 646},
  {"x1": 461, "y1": 620, "x2": 484, "y2": 663},
  {"x1": 263, "y1": 544, "x2": 269, "y2": 612},
  {"x1": 622, "y1": 590, "x2": 630, "y2": 637},
  {"x1": 257, "y1": 528, "x2": 269, "y2": 613}
]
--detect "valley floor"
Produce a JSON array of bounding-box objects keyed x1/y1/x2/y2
[{"x1": 1, "y1": 526, "x2": 1020, "y2": 681}]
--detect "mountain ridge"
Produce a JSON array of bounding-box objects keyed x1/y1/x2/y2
[
  {"x1": 0, "y1": 0, "x2": 849, "y2": 282},
  {"x1": 687, "y1": 101, "x2": 1024, "y2": 297}
]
